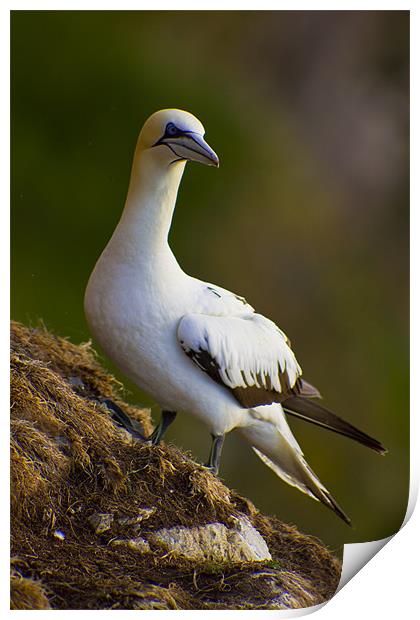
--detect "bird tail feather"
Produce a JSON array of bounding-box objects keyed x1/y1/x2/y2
[{"x1": 239, "y1": 417, "x2": 352, "y2": 526}]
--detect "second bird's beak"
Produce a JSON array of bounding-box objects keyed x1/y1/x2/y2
[{"x1": 161, "y1": 133, "x2": 219, "y2": 167}]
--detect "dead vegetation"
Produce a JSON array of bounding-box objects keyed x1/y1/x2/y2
[{"x1": 10, "y1": 321, "x2": 341, "y2": 609}]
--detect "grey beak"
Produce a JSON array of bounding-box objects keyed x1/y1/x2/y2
[{"x1": 162, "y1": 133, "x2": 219, "y2": 167}]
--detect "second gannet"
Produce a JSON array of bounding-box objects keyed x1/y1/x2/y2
[{"x1": 85, "y1": 108, "x2": 386, "y2": 525}]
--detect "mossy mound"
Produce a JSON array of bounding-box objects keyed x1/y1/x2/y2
[{"x1": 10, "y1": 321, "x2": 341, "y2": 609}]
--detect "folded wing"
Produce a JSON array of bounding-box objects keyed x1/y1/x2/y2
[
  {"x1": 177, "y1": 312, "x2": 304, "y2": 407},
  {"x1": 177, "y1": 312, "x2": 387, "y2": 456}
]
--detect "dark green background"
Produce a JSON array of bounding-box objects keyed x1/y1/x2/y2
[{"x1": 11, "y1": 10, "x2": 409, "y2": 553}]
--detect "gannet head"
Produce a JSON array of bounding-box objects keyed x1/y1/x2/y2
[{"x1": 137, "y1": 109, "x2": 219, "y2": 167}]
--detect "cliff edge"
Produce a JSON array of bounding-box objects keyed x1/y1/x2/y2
[{"x1": 10, "y1": 321, "x2": 341, "y2": 609}]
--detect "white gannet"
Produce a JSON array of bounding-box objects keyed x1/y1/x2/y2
[{"x1": 85, "y1": 108, "x2": 386, "y2": 525}]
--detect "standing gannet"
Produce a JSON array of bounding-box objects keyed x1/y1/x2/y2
[{"x1": 85, "y1": 109, "x2": 386, "y2": 525}]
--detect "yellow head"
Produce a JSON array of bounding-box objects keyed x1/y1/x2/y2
[{"x1": 137, "y1": 108, "x2": 219, "y2": 167}]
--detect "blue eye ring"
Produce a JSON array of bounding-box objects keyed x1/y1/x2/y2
[
  {"x1": 153, "y1": 122, "x2": 187, "y2": 148},
  {"x1": 165, "y1": 122, "x2": 180, "y2": 137}
]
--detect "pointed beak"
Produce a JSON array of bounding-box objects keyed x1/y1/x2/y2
[{"x1": 161, "y1": 133, "x2": 219, "y2": 167}]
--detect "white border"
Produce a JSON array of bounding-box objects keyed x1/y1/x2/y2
[
  {"x1": 2, "y1": 1, "x2": 416, "y2": 10},
  {"x1": 4, "y1": 2, "x2": 416, "y2": 618}
]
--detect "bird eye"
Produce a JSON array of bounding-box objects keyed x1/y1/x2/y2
[{"x1": 166, "y1": 123, "x2": 179, "y2": 137}]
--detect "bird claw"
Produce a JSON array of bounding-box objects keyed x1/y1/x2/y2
[
  {"x1": 202, "y1": 463, "x2": 219, "y2": 476},
  {"x1": 147, "y1": 430, "x2": 162, "y2": 446}
]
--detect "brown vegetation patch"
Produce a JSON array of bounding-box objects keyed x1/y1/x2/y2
[{"x1": 10, "y1": 321, "x2": 341, "y2": 609}]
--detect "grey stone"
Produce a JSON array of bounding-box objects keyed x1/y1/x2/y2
[
  {"x1": 111, "y1": 537, "x2": 151, "y2": 553},
  {"x1": 88, "y1": 512, "x2": 114, "y2": 534},
  {"x1": 117, "y1": 507, "x2": 156, "y2": 526},
  {"x1": 148, "y1": 517, "x2": 271, "y2": 563}
]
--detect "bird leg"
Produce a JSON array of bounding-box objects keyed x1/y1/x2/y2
[
  {"x1": 204, "y1": 434, "x2": 225, "y2": 475},
  {"x1": 101, "y1": 398, "x2": 147, "y2": 441},
  {"x1": 149, "y1": 410, "x2": 177, "y2": 445}
]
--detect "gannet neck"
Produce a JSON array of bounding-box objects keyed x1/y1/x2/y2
[{"x1": 109, "y1": 149, "x2": 186, "y2": 265}]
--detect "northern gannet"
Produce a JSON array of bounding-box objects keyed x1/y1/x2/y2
[{"x1": 85, "y1": 109, "x2": 386, "y2": 525}]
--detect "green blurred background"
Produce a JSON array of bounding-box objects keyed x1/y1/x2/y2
[{"x1": 11, "y1": 10, "x2": 409, "y2": 554}]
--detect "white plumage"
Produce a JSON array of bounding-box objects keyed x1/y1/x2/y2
[{"x1": 85, "y1": 108, "x2": 385, "y2": 526}]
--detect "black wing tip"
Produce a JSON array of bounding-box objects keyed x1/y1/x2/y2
[
  {"x1": 284, "y1": 396, "x2": 388, "y2": 456},
  {"x1": 343, "y1": 432, "x2": 388, "y2": 456},
  {"x1": 362, "y1": 435, "x2": 388, "y2": 455}
]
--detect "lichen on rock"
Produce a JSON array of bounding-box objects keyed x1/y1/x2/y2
[{"x1": 10, "y1": 321, "x2": 341, "y2": 609}]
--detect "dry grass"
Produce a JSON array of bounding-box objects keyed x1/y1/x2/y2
[{"x1": 10, "y1": 321, "x2": 341, "y2": 609}]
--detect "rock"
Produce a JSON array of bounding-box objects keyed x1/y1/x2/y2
[
  {"x1": 111, "y1": 537, "x2": 151, "y2": 553},
  {"x1": 148, "y1": 517, "x2": 271, "y2": 563},
  {"x1": 230, "y1": 516, "x2": 272, "y2": 561},
  {"x1": 88, "y1": 512, "x2": 114, "y2": 534},
  {"x1": 88, "y1": 508, "x2": 156, "y2": 537},
  {"x1": 117, "y1": 508, "x2": 156, "y2": 526}
]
